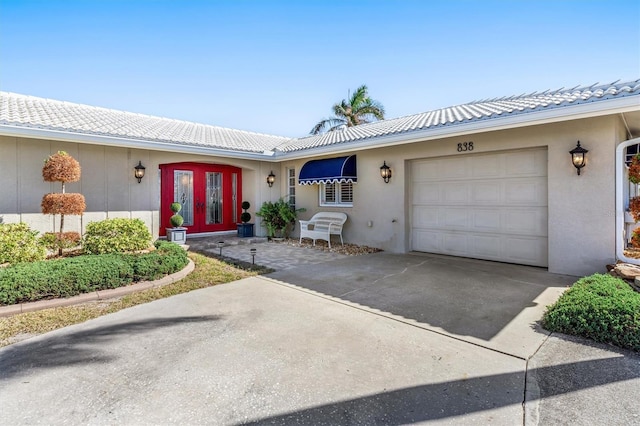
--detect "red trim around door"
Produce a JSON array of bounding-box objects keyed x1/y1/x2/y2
[{"x1": 159, "y1": 162, "x2": 242, "y2": 236}]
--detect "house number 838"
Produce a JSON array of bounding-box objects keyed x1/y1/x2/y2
[{"x1": 457, "y1": 142, "x2": 474, "y2": 152}]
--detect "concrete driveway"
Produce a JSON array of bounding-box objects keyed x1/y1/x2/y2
[
  {"x1": 1, "y1": 252, "x2": 639, "y2": 425},
  {"x1": 267, "y1": 252, "x2": 574, "y2": 359}
]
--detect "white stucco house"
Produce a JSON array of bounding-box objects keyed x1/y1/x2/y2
[{"x1": 1, "y1": 79, "x2": 640, "y2": 276}]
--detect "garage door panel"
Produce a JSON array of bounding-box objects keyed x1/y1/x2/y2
[
  {"x1": 413, "y1": 206, "x2": 439, "y2": 228},
  {"x1": 413, "y1": 162, "x2": 439, "y2": 181},
  {"x1": 505, "y1": 150, "x2": 547, "y2": 176},
  {"x1": 442, "y1": 183, "x2": 469, "y2": 203},
  {"x1": 502, "y1": 236, "x2": 548, "y2": 265},
  {"x1": 413, "y1": 230, "x2": 546, "y2": 266},
  {"x1": 413, "y1": 230, "x2": 442, "y2": 252},
  {"x1": 470, "y1": 234, "x2": 502, "y2": 258},
  {"x1": 413, "y1": 184, "x2": 440, "y2": 204},
  {"x1": 504, "y1": 208, "x2": 547, "y2": 236},
  {"x1": 411, "y1": 148, "x2": 548, "y2": 267},
  {"x1": 440, "y1": 158, "x2": 468, "y2": 179},
  {"x1": 471, "y1": 155, "x2": 502, "y2": 178},
  {"x1": 442, "y1": 233, "x2": 469, "y2": 255},
  {"x1": 504, "y1": 178, "x2": 546, "y2": 205},
  {"x1": 472, "y1": 182, "x2": 503, "y2": 203},
  {"x1": 443, "y1": 208, "x2": 469, "y2": 228},
  {"x1": 471, "y1": 209, "x2": 502, "y2": 232}
]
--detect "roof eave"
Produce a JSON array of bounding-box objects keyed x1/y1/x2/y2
[
  {"x1": 0, "y1": 125, "x2": 277, "y2": 160},
  {"x1": 274, "y1": 96, "x2": 640, "y2": 160}
]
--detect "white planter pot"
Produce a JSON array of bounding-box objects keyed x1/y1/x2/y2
[
  {"x1": 166, "y1": 227, "x2": 187, "y2": 245},
  {"x1": 626, "y1": 211, "x2": 637, "y2": 224}
]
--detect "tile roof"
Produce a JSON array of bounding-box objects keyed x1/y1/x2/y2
[
  {"x1": 1, "y1": 79, "x2": 639, "y2": 156},
  {"x1": 0, "y1": 93, "x2": 290, "y2": 153},
  {"x1": 275, "y1": 79, "x2": 640, "y2": 152}
]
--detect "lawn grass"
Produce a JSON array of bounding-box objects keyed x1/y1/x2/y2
[{"x1": 0, "y1": 252, "x2": 260, "y2": 348}]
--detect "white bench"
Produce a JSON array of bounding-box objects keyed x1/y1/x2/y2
[{"x1": 299, "y1": 212, "x2": 348, "y2": 248}]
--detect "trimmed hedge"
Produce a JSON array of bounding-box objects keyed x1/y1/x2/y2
[
  {"x1": 0, "y1": 223, "x2": 46, "y2": 265},
  {"x1": 84, "y1": 218, "x2": 152, "y2": 254},
  {"x1": 542, "y1": 274, "x2": 640, "y2": 351},
  {"x1": 0, "y1": 241, "x2": 188, "y2": 305}
]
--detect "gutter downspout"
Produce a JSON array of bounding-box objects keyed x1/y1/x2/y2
[{"x1": 616, "y1": 137, "x2": 640, "y2": 264}]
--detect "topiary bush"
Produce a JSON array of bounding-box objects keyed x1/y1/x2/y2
[
  {"x1": 169, "y1": 202, "x2": 184, "y2": 228},
  {"x1": 41, "y1": 151, "x2": 86, "y2": 256},
  {"x1": 0, "y1": 240, "x2": 188, "y2": 305},
  {"x1": 0, "y1": 223, "x2": 46, "y2": 265},
  {"x1": 542, "y1": 274, "x2": 640, "y2": 351},
  {"x1": 84, "y1": 218, "x2": 152, "y2": 254},
  {"x1": 240, "y1": 201, "x2": 251, "y2": 223}
]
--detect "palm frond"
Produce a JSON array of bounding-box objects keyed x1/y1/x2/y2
[
  {"x1": 350, "y1": 85, "x2": 369, "y2": 108},
  {"x1": 311, "y1": 84, "x2": 384, "y2": 134},
  {"x1": 310, "y1": 117, "x2": 347, "y2": 135}
]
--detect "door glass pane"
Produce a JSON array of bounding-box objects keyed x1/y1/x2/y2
[
  {"x1": 232, "y1": 173, "x2": 238, "y2": 223},
  {"x1": 206, "y1": 172, "x2": 223, "y2": 224},
  {"x1": 174, "y1": 170, "x2": 193, "y2": 226}
]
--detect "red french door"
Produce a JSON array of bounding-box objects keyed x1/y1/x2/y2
[{"x1": 159, "y1": 162, "x2": 242, "y2": 236}]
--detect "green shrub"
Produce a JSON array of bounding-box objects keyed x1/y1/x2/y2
[
  {"x1": 40, "y1": 232, "x2": 82, "y2": 252},
  {"x1": 0, "y1": 223, "x2": 46, "y2": 264},
  {"x1": 84, "y1": 218, "x2": 152, "y2": 254},
  {"x1": 0, "y1": 241, "x2": 188, "y2": 305},
  {"x1": 542, "y1": 274, "x2": 640, "y2": 351}
]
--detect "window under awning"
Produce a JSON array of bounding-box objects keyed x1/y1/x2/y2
[{"x1": 298, "y1": 155, "x2": 357, "y2": 185}]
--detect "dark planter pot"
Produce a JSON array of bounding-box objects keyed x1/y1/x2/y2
[{"x1": 237, "y1": 223, "x2": 254, "y2": 238}]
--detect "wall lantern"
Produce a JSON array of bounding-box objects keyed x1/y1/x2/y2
[
  {"x1": 569, "y1": 141, "x2": 588, "y2": 175},
  {"x1": 380, "y1": 161, "x2": 392, "y2": 183},
  {"x1": 267, "y1": 171, "x2": 276, "y2": 187},
  {"x1": 134, "y1": 161, "x2": 146, "y2": 183}
]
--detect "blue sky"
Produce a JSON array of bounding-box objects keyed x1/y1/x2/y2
[{"x1": 1, "y1": 0, "x2": 638, "y2": 137}]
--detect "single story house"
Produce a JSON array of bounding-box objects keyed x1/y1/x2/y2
[{"x1": 1, "y1": 79, "x2": 639, "y2": 276}]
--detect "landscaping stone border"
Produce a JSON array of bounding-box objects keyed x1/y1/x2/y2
[{"x1": 0, "y1": 259, "x2": 195, "y2": 317}]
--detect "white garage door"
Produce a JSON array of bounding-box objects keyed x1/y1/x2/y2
[{"x1": 411, "y1": 148, "x2": 548, "y2": 267}]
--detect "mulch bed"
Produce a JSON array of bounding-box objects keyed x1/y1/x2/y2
[
  {"x1": 624, "y1": 249, "x2": 640, "y2": 259},
  {"x1": 274, "y1": 238, "x2": 382, "y2": 256}
]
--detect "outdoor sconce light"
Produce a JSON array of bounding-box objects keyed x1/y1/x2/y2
[
  {"x1": 380, "y1": 161, "x2": 392, "y2": 183},
  {"x1": 134, "y1": 161, "x2": 146, "y2": 183},
  {"x1": 267, "y1": 171, "x2": 276, "y2": 187},
  {"x1": 569, "y1": 141, "x2": 588, "y2": 175}
]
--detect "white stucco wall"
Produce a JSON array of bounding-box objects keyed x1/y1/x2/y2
[
  {"x1": 281, "y1": 115, "x2": 620, "y2": 276},
  {"x1": 1, "y1": 113, "x2": 626, "y2": 276},
  {"x1": 0, "y1": 136, "x2": 265, "y2": 239}
]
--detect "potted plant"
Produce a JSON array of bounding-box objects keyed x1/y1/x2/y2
[
  {"x1": 166, "y1": 202, "x2": 187, "y2": 244},
  {"x1": 256, "y1": 197, "x2": 305, "y2": 240},
  {"x1": 237, "y1": 201, "x2": 254, "y2": 237}
]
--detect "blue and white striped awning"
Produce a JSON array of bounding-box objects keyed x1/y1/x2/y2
[{"x1": 298, "y1": 155, "x2": 357, "y2": 185}]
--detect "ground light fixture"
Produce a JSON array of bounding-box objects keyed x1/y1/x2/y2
[
  {"x1": 134, "y1": 161, "x2": 146, "y2": 183},
  {"x1": 380, "y1": 161, "x2": 392, "y2": 183},
  {"x1": 267, "y1": 171, "x2": 276, "y2": 187},
  {"x1": 250, "y1": 247, "x2": 256, "y2": 265},
  {"x1": 218, "y1": 241, "x2": 224, "y2": 256},
  {"x1": 569, "y1": 141, "x2": 588, "y2": 175}
]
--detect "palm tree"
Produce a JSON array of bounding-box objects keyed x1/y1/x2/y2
[{"x1": 310, "y1": 84, "x2": 385, "y2": 135}]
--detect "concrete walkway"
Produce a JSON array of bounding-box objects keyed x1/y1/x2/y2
[{"x1": 1, "y1": 242, "x2": 639, "y2": 425}]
